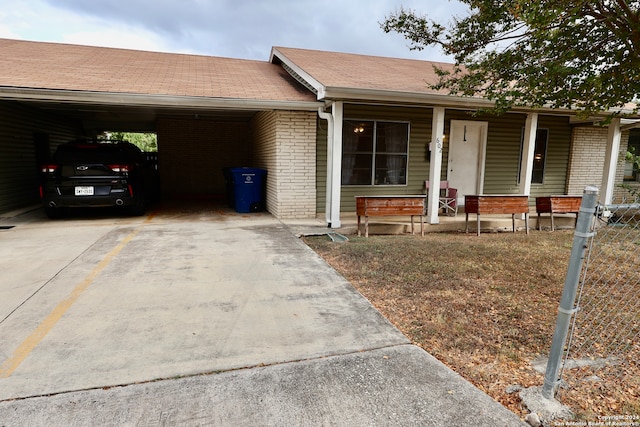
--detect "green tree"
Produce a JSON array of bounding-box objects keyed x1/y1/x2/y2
[
  {"x1": 622, "y1": 146, "x2": 640, "y2": 199},
  {"x1": 108, "y1": 132, "x2": 158, "y2": 152},
  {"x1": 382, "y1": 1, "x2": 640, "y2": 117}
]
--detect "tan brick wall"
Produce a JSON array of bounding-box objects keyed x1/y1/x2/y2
[
  {"x1": 567, "y1": 125, "x2": 630, "y2": 201},
  {"x1": 251, "y1": 111, "x2": 278, "y2": 214},
  {"x1": 252, "y1": 110, "x2": 316, "y2": 219},
  {"x1": 157, "y1": 117, "x2": 251, "y2": 198}
]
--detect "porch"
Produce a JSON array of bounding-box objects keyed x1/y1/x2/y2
[{"x1": 287, "y1": 209, "x2": 579, "y2": 238}]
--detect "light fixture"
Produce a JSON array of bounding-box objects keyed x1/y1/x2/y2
[{"x1": 353, "y1": 125, "x2": 365, "y2": 134}]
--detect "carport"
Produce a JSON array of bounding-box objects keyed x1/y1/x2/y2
[{"x1": 0, "y1": 38, "x2": 321, "y2": 217}]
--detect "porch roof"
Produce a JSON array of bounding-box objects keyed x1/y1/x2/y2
[
  {"x1": 270, "y1": 46, "x2": 490, "y2": 108},
  {"x1": 271, "y1": 46, "x2": 640, "y2": 117}
]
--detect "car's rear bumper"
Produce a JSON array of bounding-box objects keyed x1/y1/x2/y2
[{"x1": 42, "y1": 194, "x2": 136, "y2": 208}]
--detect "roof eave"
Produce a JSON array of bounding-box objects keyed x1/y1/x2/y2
[
  {"x1": 320, "y1": 87, "x2": 494, "y2": 109},
  {"x1": 0, "y1": 87, "x2": 323, "y2": 111},
  {"x1": 270, "y1": 47, "x2": 325, "y2": 95},
  {"x1": 320, "y1": 87, "x2": 632, "y2": 118}
]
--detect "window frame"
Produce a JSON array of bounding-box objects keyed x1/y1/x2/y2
[
  {"x1": 341, "y1": 119, "x2": 410, "y2": 187},
  {"x1": 624, "y1": 132, "x2": 640, "y2": 182},
  {"x1": 518, "y1": 128, "x2": 549, "y2": 185}
]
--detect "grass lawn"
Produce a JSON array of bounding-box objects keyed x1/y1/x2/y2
[{"x1": 303, "y1": 230, "x2": 639, "y2": 420}]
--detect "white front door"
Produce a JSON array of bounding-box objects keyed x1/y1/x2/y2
[{"x1": 447, "y1": 120, "x2": 488, "y2": 205}]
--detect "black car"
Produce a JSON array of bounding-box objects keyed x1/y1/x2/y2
[{"x1": 40, "y1": 140, "x2": 159, "y2": 218}]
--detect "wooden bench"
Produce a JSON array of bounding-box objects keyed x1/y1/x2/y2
[
  {"x1": 536, "y1": 196, "x2": 582, "y2": 231},
  {"x1": 356, "y1": 195, "x2": 425, "y2": 237},
  {"x1": 465, "y1": 195, "x2": 530, "y2": 236}
]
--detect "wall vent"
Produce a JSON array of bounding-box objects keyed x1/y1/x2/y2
[{"x1": 280, "y1": 63, "x2": 318, "y2": 95}]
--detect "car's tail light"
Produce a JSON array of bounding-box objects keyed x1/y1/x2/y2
[
  {"x1": 40, "y1": 164, "x2": 59, "y2": 173},
  {"x1": 128, "y1": 184, "x2": 134, "y2": 197},
  {"x1": 107, "y1": 164, "x2": 131, "y2": 173}
]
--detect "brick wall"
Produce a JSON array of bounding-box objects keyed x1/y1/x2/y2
[
  {"x1": 252, "y1": 110, "x2": 316, "y2": 219},
  {"x1": 157, "y1": 117, "x2": 251, "y2": 198},
  {"x1": 567, "y1": 125, "x2": 630, "y2": 201},
  {"x1": 251, "y1": 111, "x2": 278, "y2": 214}
]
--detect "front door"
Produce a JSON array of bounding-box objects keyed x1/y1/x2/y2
[{"x1": 447, "y1": 120, "x2": 488, "y2": 205}]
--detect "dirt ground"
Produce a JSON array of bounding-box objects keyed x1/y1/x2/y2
[{"x1": 303, "y1": 230, "x2": 640, "y2": 421}]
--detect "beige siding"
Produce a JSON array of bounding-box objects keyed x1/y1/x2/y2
[
  {"x1": 316, "y1": 106, "x2": 573, "y2": 214},
  {"x1": 475, "y1": 112, "x2": 526, "y2": 194},
  {"x1": 474, "y1": 113, "x2": 572, "y2": 199},
  {"x1": 0, "y1": 101, "x2": 82, "y2": 213},
  {"x1": 317, "y1": 104, "x2": 433, "y2": 213},
  {"x1": 535, "y1": 115, "x2": 573, "y2": 197}
]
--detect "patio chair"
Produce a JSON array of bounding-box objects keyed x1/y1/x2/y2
[{"x1": 425, "y1": 180, "x2": 458, "y2": 216}]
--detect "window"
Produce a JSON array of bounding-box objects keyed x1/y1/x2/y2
[
  {"x1": 624, "y1": 132, "x2": 640, "y2": 182},
  {"x1": 518, "y1": 128, "x2": 548, "y2": 184},
  {"x1": 342, "y1": 120, "x2": 409, "y2": 186}
]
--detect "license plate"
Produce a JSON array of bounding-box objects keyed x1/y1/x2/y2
[{"x1": 75, "y1": 186, "x2": 94, "y2": 196}]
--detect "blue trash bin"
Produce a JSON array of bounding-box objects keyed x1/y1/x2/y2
[{"x1": 228, "y1": 167, "x2": 267, "y2": 213}]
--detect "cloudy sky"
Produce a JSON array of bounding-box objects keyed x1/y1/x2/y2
[{"x1": 0, "y1": 0, "x2": 468, "y2": 62}]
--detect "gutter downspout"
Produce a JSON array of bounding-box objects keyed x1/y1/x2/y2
[{"x1": 318, "y1": 105, "x2": 334, "y2": 227}]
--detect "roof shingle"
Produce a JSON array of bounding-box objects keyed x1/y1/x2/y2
[
  {"x1": 0, "y1": 38, "x2": 315, "y2": 102},
  {"x1": 272, "y1": 46, "x2": 457, "y2": 95}
]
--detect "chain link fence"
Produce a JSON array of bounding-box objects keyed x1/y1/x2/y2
[{"x1": 554, "y1": 198, "x2": 640, "y2": 413}]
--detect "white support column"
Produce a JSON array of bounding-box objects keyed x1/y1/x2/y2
[
  {"x1": 519, "y1": 112, "x2": 538, "y2": 196},
  {"x1": 328, "y1": 101, "x2": 344, "y2": 228},
  {"x1": 319, "y1": 106, "x2": 334, "y2": 227},
  {"x1": 427, "y1": 107, "x2": 445, "y2": 224},
  {"x1": 600, "y1": 117, "x2": 622, "y2": 205}
]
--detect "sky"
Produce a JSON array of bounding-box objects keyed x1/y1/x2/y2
[{"x1": 0, "y1": 0, "x2": 469, "y2": 62}]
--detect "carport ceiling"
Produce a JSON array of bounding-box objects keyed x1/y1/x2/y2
[{"x1": 14, "y1": 99, "x2": 258, "y2": 132}]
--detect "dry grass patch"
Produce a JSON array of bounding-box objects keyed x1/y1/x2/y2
[{"x1": 303, "y1": 230, "x2": 638, "y2": 419}]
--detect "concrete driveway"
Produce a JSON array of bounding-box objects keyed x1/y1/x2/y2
[{"x1": 0, "y1": 204, "x2": 525, "y2": 426}]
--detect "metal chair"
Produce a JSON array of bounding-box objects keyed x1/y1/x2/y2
[{"x1": 425, "y1": 180, "x2": 458, "y2": 216}]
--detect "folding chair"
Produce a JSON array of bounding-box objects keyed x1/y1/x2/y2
[{"x1": 425, "y1": 180, "x2": 458, "y2": 216}]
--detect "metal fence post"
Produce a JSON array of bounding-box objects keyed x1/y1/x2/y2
[{"x1": 541, "y1": 185, "x2": 599, "y2": 399}]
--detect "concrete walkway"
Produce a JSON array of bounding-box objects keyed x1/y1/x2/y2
[{"x1": 0, "y1": 204, "x2": 526, "y2": 426}]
